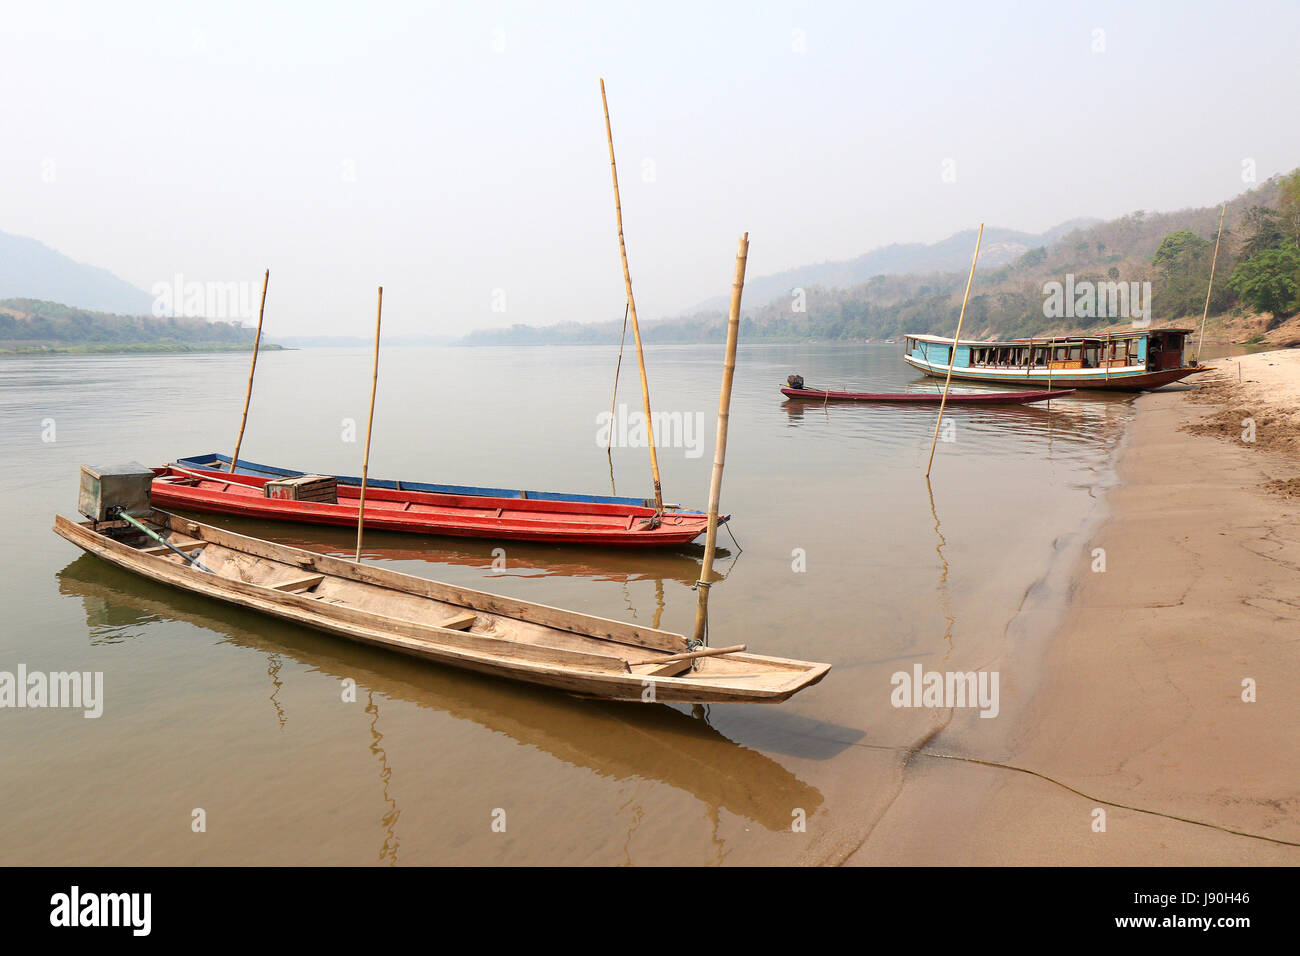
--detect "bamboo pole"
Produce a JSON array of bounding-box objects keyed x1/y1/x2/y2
[
  {"x1": 600, "y1": 78, "x2": 664, "y2": 517},
  {"x1": 230, "y1": 268, "x2": 270, "y2": 472},
  {"x1": 692, "y1": 233, "x2": 749, "y2": 646},
  {"x1": 1195, "y1": 203, "x2": 1227, "y2": 363},
  {"x1": 355, "y1": 286, "x2": 382, "y2": 562},
  {"x1": 926, "y1": 225, "x2": 983, "y2": 478}
]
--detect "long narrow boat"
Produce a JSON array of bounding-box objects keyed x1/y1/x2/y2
[
  {"x1": 781, "y1": 384, "x2": 1075, "y2": 404},
  {"x1": 53, "y1": 510, "x2": 829, "y2": 703},
  {"x1": 149, "y1": 453, "x2": 716, "y2": 547},
  {"x1": 902, "y1": 328, "x2": 1206, "y2": 390}
]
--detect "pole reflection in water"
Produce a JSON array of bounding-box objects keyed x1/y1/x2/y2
[
  {"x1": 925, "y1": 477, "x2": 956, "y2": 664},
  {"x1": 365, "y1": 690, "x2": 401, "y2": 866},
  {"x1": 266, "y1": 654, "x2": 287, "y2": 730}
]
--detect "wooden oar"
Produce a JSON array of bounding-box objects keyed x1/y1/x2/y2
[
  {"x1": 629, "y1": 644, "x2": 746, "y2": 667},
  {"x1": 230, "y1": 268, "x2": 270, "y2": 472},
  {"x1": 166, "y1": 464, "x2": 235, "y2": 484}
]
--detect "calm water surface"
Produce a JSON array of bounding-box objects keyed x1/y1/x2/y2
[{"x1": 0, "y1": 343, "x2": 1135, "y2": 864}]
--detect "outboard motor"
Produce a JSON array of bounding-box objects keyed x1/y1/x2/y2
[{"x1": 786, "y1": 374, "x2": 805, "y2": 390}]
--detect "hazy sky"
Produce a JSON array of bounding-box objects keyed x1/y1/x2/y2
[{"x1": 3, "y1": 0, "x2": 1298, "y2": 336}]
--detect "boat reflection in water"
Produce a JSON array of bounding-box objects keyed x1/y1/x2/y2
[
  {"x1": 56, "y1": 554, "x2": 827, "y2": 840},
  {"x1": 781, "y1": 382, "x2": 1133, "y2": 454}
]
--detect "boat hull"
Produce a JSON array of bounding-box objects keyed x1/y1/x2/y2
[
  {"x1": 780, "y1": 386, "x2": 1075, "y2": 404},
  {"x1": 902, "y1": 355, "x2": 1206, "y2": 391},
  {"x1": 152, "y1": 456, "x2": 717, "y2": 547},
  {"x1": 53, "y1": 512, "x2": 829, "y2": 703}
]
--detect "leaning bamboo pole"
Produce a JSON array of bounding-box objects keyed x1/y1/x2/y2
[
  {"x1": 692, "y1": 233, "x2": 749, "y2": 646},
  {"x1": 230, "y1": 268, "x2": 270, "y2": 472},
  {"x1": 926, "y1": 225, "x2": 984, "y2": 478},
  {"x1": 355, "y1": 286, "x2": 382, "y2": 562},
  {"x1": 600, "y1": 78, "x2": 664, "y2": 517},
  {"x1": 1195, "y1": 203, "x2": 1227, "y2": 363}
]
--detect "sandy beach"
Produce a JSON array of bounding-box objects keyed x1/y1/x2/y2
[{"x1": 838, "y1": 349, "x2": 1300, "y2": 865}]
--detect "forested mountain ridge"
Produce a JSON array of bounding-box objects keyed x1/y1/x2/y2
[
  {"x1": 682, "y1": 218, "x2": 1099, "y2": 314},
  {"x1": 0, "y1": 299, "x2": 273, "y2": 353},
  {"x1": 461, "y1": 172, "x2": 1300, "y2": 347}
]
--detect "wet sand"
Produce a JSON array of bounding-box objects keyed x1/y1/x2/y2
[{"x1": 836, "y1": 351, "x2": 1300, "y2": 865}]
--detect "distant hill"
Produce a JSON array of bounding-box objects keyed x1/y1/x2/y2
[
  {"x1": 0, "y1": 231, "x2": 154, "y2": 315},
  {"x1": 682, "y1": 218, "x2": 1100, "y2": 313},
  {"x1": 459, "y1": 173, "x2": 1298, "y2": 347},
  {"x1": 0, "y1": 299, "x2": 272, "y2": 354},
  {"x1": 270, "y1": 333, "x2": 456, "y2": 348}
]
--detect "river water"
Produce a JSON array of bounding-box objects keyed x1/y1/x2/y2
[{"x1": 0, "y1": 343, "x2": 1136, "y2": 864}]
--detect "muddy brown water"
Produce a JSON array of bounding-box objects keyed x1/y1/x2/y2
[{"x1": 0, "y1": 343, "x2": 1139, "y2": 864}]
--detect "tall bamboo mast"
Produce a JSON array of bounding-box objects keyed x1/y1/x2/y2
[
  {"x1": 355, "y1": 286, "x2": 382, "y2": 562},
  {"x1": 230, "y1": 268, "x2": 270, "y2": 472},
  {"x1": 691, "y1": 233, "x2": 749, "y2": 646},
  {"x1": 600, "y1": 78, "x2": 664, "y2": 518},
  {"x1": 926, "y1": 225, "x2": 983, "y2": 478},
  {"x1": 1195, "y1": 203, "x2": 1227, "y2": 363}
]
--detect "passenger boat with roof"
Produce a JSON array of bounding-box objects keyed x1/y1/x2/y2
[{"x1": 902, "y1": 328, "x2": 1205, "y2": 390}]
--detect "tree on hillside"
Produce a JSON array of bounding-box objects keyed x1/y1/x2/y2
[
  {"x1": 1016, "y1": 246, "x2": 1047, "y2": 269},
  {"x1": 1227, "y1": 240, "x2": 1300, "y2": 327},
  {"x1": 1279, "y1": 171, "x2": 1300, "y2": 244},
  {"x1": 1152, "y1": 230, "x2": 1210, "y2": 278},
  {"x1": 1151, "y1": 230, "x2": 1235, "y2": 317},
  {"x1": 1237, "y1": 205, "x2": 1285, "y2": 259}
]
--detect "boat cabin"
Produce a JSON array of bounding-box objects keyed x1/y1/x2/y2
[
  {"x1": 900, "y1": 328, "x2": 1200, "y2": 391},
  {"x1": 903, "y1": 328, "x2": 1191, "y2": 373}
]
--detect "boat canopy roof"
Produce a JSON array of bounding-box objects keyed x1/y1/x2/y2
[{"x1": 905, "y1": 328, "x2": 1192, "y2": 346}]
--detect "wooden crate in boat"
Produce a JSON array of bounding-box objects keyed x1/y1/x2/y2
[{"x1": 264, "y1": 474, "x2": 337, "y2": 503}]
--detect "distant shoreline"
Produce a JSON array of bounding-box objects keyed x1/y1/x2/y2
[{"x1": 0, "y1": 343, "x2": 290, "y2": 356}]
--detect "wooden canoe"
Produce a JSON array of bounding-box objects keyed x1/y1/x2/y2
[
  {"x1": 149, "y1": 454, "x2": 718, "y2": 548},
  {"x1": 53, "y1": 511, "x2": 830, "y2": 704},
  {"x1": 780, "y1": 386, "x2": 1076, "y2": 404}
]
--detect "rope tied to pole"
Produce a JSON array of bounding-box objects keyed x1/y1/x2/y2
[
  {"x1": 926, "y1": 224, "x2": 984, "y2": 478},
  {"x1": 230, "y1": 268, "x2": 270, "y2": 473},
  {"x1": 1195, "y1": 203, "x2": 1227, "y2": 365}
]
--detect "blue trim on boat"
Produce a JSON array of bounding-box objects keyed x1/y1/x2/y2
[{"x1": 174, "y1": 454, "x2": 706, "y2": 515}]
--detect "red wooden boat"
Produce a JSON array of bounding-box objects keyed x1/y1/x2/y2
[
  {"x1": 149, "y1": 455, "x2": 718, "y2": 548},
  {"x1": 780, "y1": 385, "x2": 1076, "y2": 404}
]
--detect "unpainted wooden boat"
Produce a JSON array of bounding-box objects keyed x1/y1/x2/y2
[
  {"x1": 149, "y1": 453, "x2": 716, "y2": 548},
  {"x1": 58, "y1": 554, "x2": 830, "y2": 829},
  {"x1": 53, "y1": 510, "x2": 829, "y2": 703},
  {"x1": 781, "y1": 385, "x2": 1075, "y2": 404}
]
